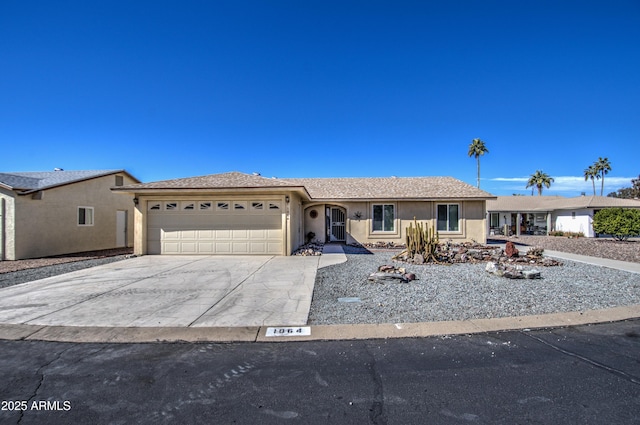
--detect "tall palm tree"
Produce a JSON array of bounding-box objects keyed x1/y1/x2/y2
[
  {"x1": 583, "y1": 164, "x2": 600, "y2": 196},
  {"x1": 594, "y1": 157, "x2": 611, "y2": 196},
  {"x1": 467, "y1": 138, "x2": 489, "y2": 188},
  {"x1": 526, "y1": 170, "x2": 554, "y2": 196}
]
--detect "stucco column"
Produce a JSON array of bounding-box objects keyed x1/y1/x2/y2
[
  {"x1": 133, "y1": 199, "x2": 146, "y2": 256},
  {"x1": 546, "y1": 212, "x2": 552, "y2": 235},
  {"x1": 516, "y1": 213, "x2": 522, "y2": 236}
]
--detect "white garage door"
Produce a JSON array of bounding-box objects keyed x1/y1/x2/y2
[{"x1": 147, "y1": 200, "x2": 284, "y2": 255}]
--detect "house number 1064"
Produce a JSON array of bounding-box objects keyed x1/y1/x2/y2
[{"x1": 266, "y1": 327, "x2": 311, "y2": 337}]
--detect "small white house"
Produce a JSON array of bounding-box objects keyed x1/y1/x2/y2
[{"x1": 487, "y1": 195, "x2": 640, "y2": 237}]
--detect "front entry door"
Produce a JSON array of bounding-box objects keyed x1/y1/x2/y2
[{"x1": 329, "y1": 207, "x2": 345, "y2": 242}]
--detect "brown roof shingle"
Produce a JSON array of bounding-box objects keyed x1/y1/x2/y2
[
  {"x1": 116, "y1": 172, "x2": 495, "y2": 200},
  {"x1": 116, "y1": 171, "x2": 304, "y2": 190},
  {"x1": 283, "y1": 176, "x2": 494, "y2": 200}
]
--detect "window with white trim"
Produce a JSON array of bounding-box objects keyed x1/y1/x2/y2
[
  {"x1": 372, "y1": 204, "x2": 395, "y2": 232},
  {"x1": 199, "y1": 202, "x2": 212, "y2": 210},
  {"x1": 437, "y1": 204, "x2": 459, "y2": 232},
  {"x1": 78, "y1": 207, "x2": 94, "y2": 226}
]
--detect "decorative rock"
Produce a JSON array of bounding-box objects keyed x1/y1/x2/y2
[
  {"x1": 505, "y1": 241, "x2": 519, "y2": 258},
  {"x1": 403, "y1": 273, "x2": 417, "y2": 281},
  {"x1": 523, "y1": 270, "x2": 541, "y2": 279},
  {"x1": 485, "y1": 262, "x2": 499, "y2": 273},
  {"x1": 369, "y1": 265, "x2": 416, "y2": 283}
]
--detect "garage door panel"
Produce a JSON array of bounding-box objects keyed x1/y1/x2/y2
[
  {"x1": 250, "y1": 242, "x2": 266, "y2": 253},
  {"x1": 215, "y1": 242, "x2": 231, "y2": 253},
  {"x1": 268, "y1": 242, "x2": 282, "y2": 252},
  {"x1": 148, "y1": 199, "x2": 284, "y2": 255},
  {"x1": 181, "y1": 243, "x2": 198, "y2": 254},
  {"x1": 232, "y1": 242, "x2": 249, "y2": 253},
  {"x1": 163, "y1": 243, "x2": 180, "y2": 254},
  {"x1": 232, "y1": 229, "x2": 248, "y2": 239},
  {"x1": 198, "y1": 243, "x2": 214, "y2": 253}
]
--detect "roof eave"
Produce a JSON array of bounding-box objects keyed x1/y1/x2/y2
[
  {"x1": 113, "y1": 185, "x2": 312, "y2": 199},
  {"x1": 307, "y1": 196, "x2": 497, "y2": 202},
  {"x1": 16, "y1": 170, "x2": 139, "y2": 195}
]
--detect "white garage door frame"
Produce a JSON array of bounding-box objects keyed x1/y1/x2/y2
[{"x1": 146, "y1": 198, "x2": 285, "y2": 255}]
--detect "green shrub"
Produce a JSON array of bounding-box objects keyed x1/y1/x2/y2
[{"x1": 593, "y1": 208, "x2": 640, "y2": 241}]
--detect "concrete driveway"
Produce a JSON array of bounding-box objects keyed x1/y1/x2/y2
[{"x1": 0, "y1": 255, "x2": 331, "y2": 328}]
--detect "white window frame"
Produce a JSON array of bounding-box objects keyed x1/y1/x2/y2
[
  {"x1": 437, "y1": 203, "x2": 460, "y2": 232},
  {"x1": 78, "y1": 206, "x2": 94, "y2": 226},
  {"x1": 372, "y1": 204, "x2": 395, "y2": 233}
]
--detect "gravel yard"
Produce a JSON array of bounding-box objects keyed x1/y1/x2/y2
[
  {"x1": 308, "y1": 247, "x2": 640, "y2": 325},
  {"x1": 308, "y1": 237, "x2": 640, "y2": 325}
]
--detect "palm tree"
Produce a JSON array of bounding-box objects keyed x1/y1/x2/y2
[
  {"x1": 526, "y1": 170, "x2": 554, "y2": 196},
  {"x1": 594, "y1": 157, "x2": 611, "y2": 196},
  {"x1": 583, "y1": 164, "x2": 600, "y2": 196},
  {"x1": 467, "y1": 138, "x2": 489, "y2": 188}
]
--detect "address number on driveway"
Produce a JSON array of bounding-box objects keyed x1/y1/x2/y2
[{"x1": 265, "y1": 327, "x2": 311, "y2": 337}]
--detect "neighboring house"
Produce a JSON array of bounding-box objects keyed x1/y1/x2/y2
[
  {"x1": 0, "y1": 170, "x2": 140, "y2": 260},
  {"x1": 112, "y1": 171, "x2": 495, "y2": 256},
  {"x1": 487, "y1": 195, "x2": 640, "y2": 237}
]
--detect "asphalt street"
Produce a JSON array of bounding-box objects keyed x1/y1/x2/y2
[{"x1": 1, "y1": 320, "x2": 639, "y2": 425}]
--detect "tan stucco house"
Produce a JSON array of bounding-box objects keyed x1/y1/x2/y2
[
  {"x1": 487, "y1": 195, "x2": 640, "y2": 237},
  {"x1": 0, "y1": 170, "x2": 140, "y2": 260},
  {"x1": 113, "y1": 171, "x2": 495, "y2": 256}
]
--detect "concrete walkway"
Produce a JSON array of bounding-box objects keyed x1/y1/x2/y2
[{"x1": 0, "y1": 245, "x2": 638, "y2": 343}]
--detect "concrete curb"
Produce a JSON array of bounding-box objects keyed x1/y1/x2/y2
[{"x1": 2, "y1": 305, "x2": 638, "y2": 344}]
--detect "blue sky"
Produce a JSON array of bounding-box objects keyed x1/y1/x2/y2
[{"x1": 2, "y1": 1, "x2": 639, "y2": 196}]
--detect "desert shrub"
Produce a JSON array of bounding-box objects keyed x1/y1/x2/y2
[{"x1": 593, "y1": 208, "x2": 640, "y2": 241}]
